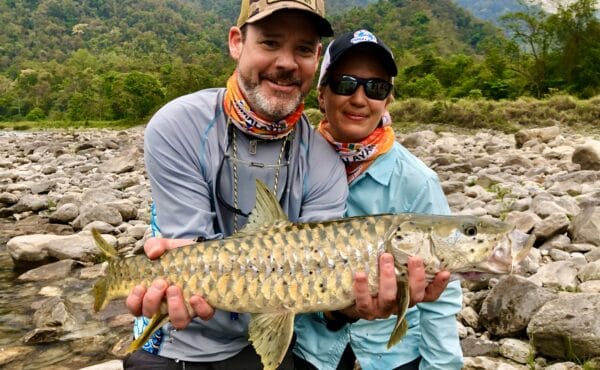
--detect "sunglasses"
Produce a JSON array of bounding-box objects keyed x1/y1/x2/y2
[{"x1": 326, "y1": 74, "x2": 393, "y2": 100}]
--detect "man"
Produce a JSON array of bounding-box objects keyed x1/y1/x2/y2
[{"x1": 124, "y1": 1, "x2": 450, "y2": 368}]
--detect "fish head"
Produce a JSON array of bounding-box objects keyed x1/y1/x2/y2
[{"x1": 427, "y1": 215, "x2": 535, "y2": 279}]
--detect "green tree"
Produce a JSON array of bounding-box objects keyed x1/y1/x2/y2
[
  {"x1": 553, "y1": 0, "x2": 600, "y2": 96},
  {"x1": 500, "y1": 6, "x2": 558, "y2": 97},
  {"x1": 112, "y1": 72, "x2": 164, "y2": 120}
]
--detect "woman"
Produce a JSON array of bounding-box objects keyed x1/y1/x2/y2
[{"x1": 293, "y1": 29, "x2": 464, "y2": 370}]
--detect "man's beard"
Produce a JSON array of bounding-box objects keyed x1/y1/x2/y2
[{"x1": 237, "y1": 71, "x2": 305, "y2": 121}]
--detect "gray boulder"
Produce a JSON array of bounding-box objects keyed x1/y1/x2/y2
[
  {"x1": 527, "y1": 293, "x2": 600, "y2": 359},
  {"x1": 480, "y1": 275, "x2": 557, "y2": 337}
]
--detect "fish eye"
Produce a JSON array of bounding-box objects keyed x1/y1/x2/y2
[{"x1": 463, "y1": 225, "x2": 478, "y2": 236}]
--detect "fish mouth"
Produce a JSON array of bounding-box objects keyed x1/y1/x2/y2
[
  {"x1": 509, "y1": 230, "x2": 535, "y2": 265},
  {"x1": 465, "y1": 229, "x2": 535, "y2": 277}
]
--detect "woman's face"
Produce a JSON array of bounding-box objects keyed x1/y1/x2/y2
[{"x1": 319, "y1": 48, "x2": 391, "y2": 143}]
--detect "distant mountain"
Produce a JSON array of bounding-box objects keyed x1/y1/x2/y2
[
  {"x1": 452, "y1": 0, "x2": 532, "y2": 23},
  {"x1": 454, "y1": 0, "x2": 599, "y2": 24}
]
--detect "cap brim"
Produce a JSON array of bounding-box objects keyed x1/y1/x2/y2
[{"x1": 244, "y1": 9, "x2": 333, "y2": 37}]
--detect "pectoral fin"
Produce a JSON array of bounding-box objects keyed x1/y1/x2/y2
[
  {"x1": 127, "y1": 303, "x2": 169, "y2": 353},
  {"x1": 248, "y1": 312, "x2": 295, "y2": 370},
  {"x1": 387, "y1": 281, "x2": 410, "y2": 348}
]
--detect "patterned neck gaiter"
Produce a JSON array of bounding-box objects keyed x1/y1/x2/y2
[
  {"x1": 319, "y1": 116, "x2": 395, "y2": 183},
  {"x1": 223, "y1": 72, "x2": 303, "y2": 140}
]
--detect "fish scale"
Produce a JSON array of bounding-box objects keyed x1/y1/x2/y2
[{"x1": 92, "y1": 180, "x2": 534, "y2": 370}]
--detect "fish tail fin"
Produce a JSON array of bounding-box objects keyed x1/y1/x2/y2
[
  {"x1": 128, "y1": 306, "x2": 169, "y2": 353},
  {"x1": 91, "y1": 228, "x2": 118, "y2": 312},
  {"x1": 91, "y1": 228, "x2": 118, "y2": 259},
  {"x1": 93, "y1": 277, "x2": 108, "y2": 312}
]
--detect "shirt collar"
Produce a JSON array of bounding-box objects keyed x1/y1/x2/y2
[{"x1": 353, "y1": 149, "x2": 394, "y2": 187}]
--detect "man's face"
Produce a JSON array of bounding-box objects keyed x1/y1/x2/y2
[{"x1": 229, "y1": 11, "x2": 322, "y2": 121}]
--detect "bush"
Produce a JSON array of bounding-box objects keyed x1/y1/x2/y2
[{"x1": 25, "y1": 107, "x2": 45, "y2": 121}]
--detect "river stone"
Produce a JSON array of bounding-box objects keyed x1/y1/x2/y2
[
  {"x1": 460, "y1": 336, "x2": 499, "y2": 357},
  {"x1": 31, "y1": 180, "x2": 55, "y2": 194},
  {"x1": 400, "y1": 130, "x2": 437, "y2": 148},
  {"x1": 0, "y1": 192, "x2": 18, "y2": 205},
  {"x1": 504, "y1": 211, "x2": 541, "y2": 233},
  {"x1": 32, "y1": 297, "x2": 77, "y2": 331},
  {"x1": 532, "y1": 213, "x2": 570, "y2": 241},
  {"x1": 569, "y1": 206, "x2": 600, "y2": 246},
  {"x1": 514, "y1": 126, "x2": 560, "y2": 148},
  {"x1": 577, "y1": 260, "x2": 600, "y2": 282},
  {"x1": 106, "y1": 199, "x2": 137, "y2": 221},
  {"x1": 499, "y1": 338, "x2": 531, "y2": 364},
  {"x1": 80, "y1": 187, "x2": 120, "y2": 205},
  {"x1": 7, "y1": 233, "x2": 116, "y2": 267},
  {"x1": 49, "y1": 203, "x2": 79, "y2": 223},
  {"x1": 17, "y1": 259, "x2": 84, "y2": 282},
  {"x1": 579, "y1": 280, "x2": 600, "y2": 293},
  {"x1": 0, "y1": 345, "x2": 35, "y2": 366},
  {"x1": 571, "y1": 140, "x2": 600, "y2": 170},
  {"x1": 82, "y1": 220, "x2": 115, "y2": 234},
  {"x1": 22, "y1": 327, "x2": 61, "y2": 344},
  {"x1": 79, "y1": 263, "x2": 107, "y2": 280},
  {"x1": 527, "y1": 293, "x2": 600, "y2": 359},
  {"x1": 528, "y1": 261, "x2": 579, "y2": 291},
  {"x1": 44, "y1": 233, "x2": 116, "y2": 262},
  {"x1": 10, "y1": 194, "x2": 48, "y2": 213},
  {"x1": 463, "y1": 356, "x2": 529, "y2": 370},
  {"x1": 459, "y1": 306, "x2": 480, "y2": 330},
  {"x1": 480, "y1": 275, "x2": 557, "y2": 337},
  {"x1": 587, "y1": 248, "x2": 600, "y2": 262},
  {"x1": 98, "y1": 149, "x2": 138, "y2": 174},
  {"x1": 73, "y1": 204, "x2": 123, "y2": 229},
  {"x1": 78, "y1": 359, "x2": 123, "y2": 370}
]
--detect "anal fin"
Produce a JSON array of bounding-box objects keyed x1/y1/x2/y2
[
  {"x1": 248, "y1": 312, "x2": 295, "y2": 370},
  {"x1": 387, "y1": 281, "x2": 410, "y2": 348}
]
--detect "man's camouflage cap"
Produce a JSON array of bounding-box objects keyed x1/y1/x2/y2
[{"x1": 237, "y1": 0, "x2": 333, "y2": 37}]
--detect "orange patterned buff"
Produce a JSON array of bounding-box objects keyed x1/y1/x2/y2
[
  {"x1": 223, "y1": 72, "x2": 302, "y2": 140},
  {"x1": 319, "y1": 119, "x2": 395, "y2": 183}
]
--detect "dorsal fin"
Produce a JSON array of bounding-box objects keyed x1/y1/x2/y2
[{"x1": 238, "y1": 180, "x2": 290, "y2": 234}]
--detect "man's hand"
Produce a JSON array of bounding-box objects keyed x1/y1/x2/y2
[
  {"x1": 124, "y1": 237, "x2": 215, "y2": 329},
  {"x1": 334, "y1": 254, "x2": 450, "y2": 321}
]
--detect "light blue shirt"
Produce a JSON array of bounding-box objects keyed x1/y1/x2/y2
[{"x1": 294, "y1": 142, "x2": 464, "y2": 370}]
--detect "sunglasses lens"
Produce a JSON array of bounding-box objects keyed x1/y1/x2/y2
[
  {"x1": 331, "y1": 76, "x2": 359, "y2": 96},
  {"x1": 365, "y1": 80, "x2": 392, "y2": 100}
]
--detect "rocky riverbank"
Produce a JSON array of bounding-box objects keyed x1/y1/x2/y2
[{"x1": 0, "y1": 126, "x2": 599, "y2": 370}]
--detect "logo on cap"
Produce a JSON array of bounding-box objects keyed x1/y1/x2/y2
[{"x1": 350, "y1": 30, "x2": 378, "y2": 45}]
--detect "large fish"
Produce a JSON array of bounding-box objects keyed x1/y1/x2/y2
[{"x1": 92, "y1": 180, "x2": 534, "y2": 370}]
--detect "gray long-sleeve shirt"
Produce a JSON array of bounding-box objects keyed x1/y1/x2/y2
[{"x1": 142, "y1": 87, "x2": 348, "y2": 362}]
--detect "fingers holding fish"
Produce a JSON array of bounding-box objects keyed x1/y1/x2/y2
[
  {"x1": 144, "y1": 237, "x2": 193, "y2": 259},
  {"x1": 351, "y1": 257, "x2": 398, "y2": 320},
  {"x1": 142, "y1": 279, "x2": 168, "y2": 318},
  {"x1": 126, "y1": 285, "x2": 146, "y2": 317},
  {"x1": 407, "y1": 256, "x2": 427, "y2": 306},
  {"x1": 190, "y1": 295, "x2": 215, "y2": 321},
  {"x1": 422, "y1": 271, "x2": 450, "y2": 303},
  {"x1": 167, "y1": 286, "x2": 193, "y2": 329},
  {"x1": 376, "y1": 253, "x2": 398, "y2": 316}
]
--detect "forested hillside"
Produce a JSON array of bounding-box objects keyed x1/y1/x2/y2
[
  {"x1": 1, "y1": 0, "x2": 598, "y2": 124},
  {"x1": 0, "y1": 0, "x2": 497, "y2": 122}
]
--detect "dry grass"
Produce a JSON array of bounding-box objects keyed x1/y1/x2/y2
[{"x1": 389, "y1": 95, "x2": 600, "y2": 134}]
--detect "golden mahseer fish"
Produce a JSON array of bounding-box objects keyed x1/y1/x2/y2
[{"x1": 92, "y1": 180, "x2": 534, "y2": 370}]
